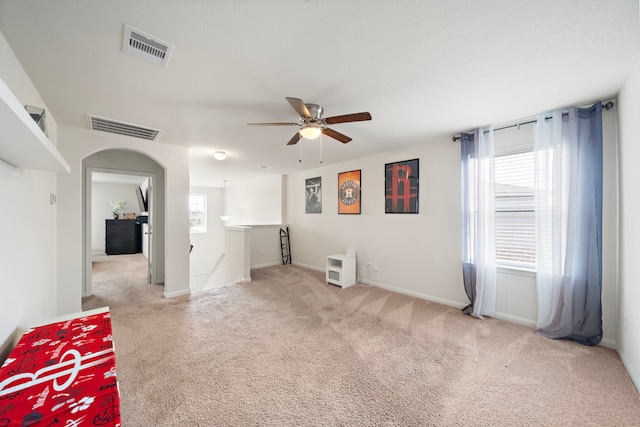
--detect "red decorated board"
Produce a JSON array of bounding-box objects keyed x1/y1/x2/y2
[{"x1": 0, "y1": 310, "x2": 121, "y2": 426}]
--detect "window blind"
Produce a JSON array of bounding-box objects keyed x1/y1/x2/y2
[{"x1": 494, "y1": 151, "x2": 535, "y2": 268}]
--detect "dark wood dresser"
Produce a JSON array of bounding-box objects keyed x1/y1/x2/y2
[{"x1": 106, "y1": 219, "x2": 141, "y2": 255}]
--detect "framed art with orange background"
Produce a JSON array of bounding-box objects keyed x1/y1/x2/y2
[{"x1": 338, "y1": 169, "x2": 361, "y2": 214}]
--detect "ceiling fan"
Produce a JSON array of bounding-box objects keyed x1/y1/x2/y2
[{"x1": 247, "y1": 97, "x2": 372, "y2": 145}]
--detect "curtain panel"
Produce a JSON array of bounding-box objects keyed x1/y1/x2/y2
[
  {"x1": 460, "y1": 128, "x2": 497, "y2": 319},
  {"x1": 534, "y1": 102, "x2": 603, "y2": 346}
]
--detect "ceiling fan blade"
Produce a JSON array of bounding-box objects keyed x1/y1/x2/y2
[
  {"x1": 322, "y1": 128, "x2": 352, "y2": 144},
  {"x1": 285, "y1": 97, "x2": 312, "y2": 118},
  {"x1": 247, "y1": 122, "x2": 300, "y2": 126},
  {"x1": 324, "y1": 112, "x2": 372, "y2": 125},
  {"x1": 287, "y1": 132, "x2": 302, "y2": 145}
]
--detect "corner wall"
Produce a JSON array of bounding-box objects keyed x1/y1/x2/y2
[
  {"x1": 617, "y1": 61, "x2": 640, "y2": 391},
  {"x1": 0, "y1": 30, "x2": 60, "y2": 349},
  {"x1": 285, "y1": 119, "x2": 620, "y2": 346}
]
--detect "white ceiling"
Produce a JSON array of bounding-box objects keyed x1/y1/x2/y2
[{"x1": 1, "y1": 1, "x2": 638, "y2": 186}]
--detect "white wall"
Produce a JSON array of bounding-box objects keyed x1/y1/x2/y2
[
  {"x1": 286, "y1": 137, "x2": 469, "y2": 308},
  {"x1": 0, "y1": 30, "x2": 61, "y2": 353},
  {"x1": 189, "y1": 186, "x2": 223, "y2": 290},
  {"x1": 285, "y1": 111, "x2": 620, "y2": 345},
  {"x1": 57, "y1": 126, "x2": 191, "y2": 314},
  {"x1": 227, "y1": 175, "x2": 283, "y2": 225},
  {"x1": 91, "y1": 181, "x2": 142, "y2": 254},
  {"x1": 617, "y1": 61, "x2": 640, "y2": 391},
  {"x1": 250, "y1": 225, "x2": 286, "y2": 268}
]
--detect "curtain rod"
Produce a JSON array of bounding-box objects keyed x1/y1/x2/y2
[{"x1": 451, "y1": 101, "x2": 614, "y2": 142}]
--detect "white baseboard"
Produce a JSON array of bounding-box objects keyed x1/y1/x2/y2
[
  {"x1": 292, "y1": 262, "x2": 324, "y2": 273},
  {"x1": 599, "y1": 337, "x2": 617, "y2": 349},
  {"x1": 493, "y1": 311, "x2": 537, "y2": 328},
  {"x1": 163, "y1": 289, "x2": 191, "y2": 299},
  {"x1": 360, "y1": 278, "x2": 467, "y2": 310},
  {"x1": 619, "y1": 351, "x2": 640, "y2": 394},
  {"x1": 251, "y1": 261, "x2": 282, "y2": 269}
]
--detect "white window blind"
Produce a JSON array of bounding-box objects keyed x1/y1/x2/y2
[{"x1": 494, "y1": 151, "x2": 535, "y2": 268}]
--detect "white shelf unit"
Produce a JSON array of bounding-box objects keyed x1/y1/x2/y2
[
  {"x1": 0, "y1": 76, "x2": 70, "y2": 173},
  {"x1": 326, "y1": 254, "x2": 356, "y2": 288}
]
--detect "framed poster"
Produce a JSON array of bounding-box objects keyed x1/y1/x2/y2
[
  {"x1": 338, "y1": 169, "x2": 361, "y2": 214},
  {"x1": 305, "y1": 177, "x2": 322, "y2": 213},
  {"x1": 385, "y1": 158, "x2": 419, "y2": 213}
]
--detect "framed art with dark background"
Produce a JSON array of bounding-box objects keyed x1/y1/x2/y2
[
  {"x1": 385, "y1": 159, "x2": 419, "y2": 213},
  {"x1": 305, "y1": 176, "x2": 322, "y2": 213}
]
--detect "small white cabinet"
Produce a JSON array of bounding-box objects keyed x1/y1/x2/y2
[{"x1": 326, "y1": 254, "x2": 356, "y2": 288}]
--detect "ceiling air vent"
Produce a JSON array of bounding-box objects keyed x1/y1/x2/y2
[
  {"x1": 88, "y1": 115, "x2": 163, "y2": 141},
  {"x1": 122, "y1": 24, "x2": 174, "y2": 67}
]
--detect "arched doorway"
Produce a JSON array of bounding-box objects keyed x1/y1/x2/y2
[{"x1": 82, "y1": 149, "x2": 166, "y2": 302}]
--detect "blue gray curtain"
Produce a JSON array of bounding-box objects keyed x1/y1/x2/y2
[
  {"x1": 461, "y1": 132, "x2": 476, "y2": 314},
  {"x1": 534, "y1": 102, "x2": 603, "y2": 346}
]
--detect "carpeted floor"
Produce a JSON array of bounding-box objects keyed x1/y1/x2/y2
[
  {"x1": 83, "y1": 253, "x2": 163, "y2": 310},
  {"x1": 84, "y1": 261, "x2": 640, "y2": 426}
]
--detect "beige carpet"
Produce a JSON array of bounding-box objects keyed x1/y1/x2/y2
[
  {"x1": 85, "y1": 263, "x2": 640, "y2": 426},
  {"x1": 83, "y1": 253, "x2": 163, "y2": 310}
]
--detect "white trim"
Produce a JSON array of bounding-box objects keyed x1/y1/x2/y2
[
  {"x1": 599, "y1": 337, "x2": 617, "y2": 349},
  {"x1": 251, "y1": 261, "x2": 283, "y2": 269},
  {"x1": 497, "y1": 267, "x2": 536, "y2": 278},
  {"x1": 619, "y1": 351, "x2": 640, "y2": 394},
  {"x1": 293, "y1": 261, "x2": 324, "y2": 273},
  {"x1": 163, "y1": 289, "x2": 191, "y2": 299},
  {"x1": 360, "y1": 278, "x2": 467, "y2": 309},
  {"x1": 493, "y1": 311, "x2": 537, "y2": 327},
  {"x1": 242, "y1": 277, "x2": 252, "y2": 283}
]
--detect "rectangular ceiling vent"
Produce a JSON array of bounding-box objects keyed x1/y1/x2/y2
[
  {"x1": 88, "y1": 114, "x2": 163, "y2": 141},
  {"x1": 122, "y1": 24, "x2": 174, "y2": 67}
]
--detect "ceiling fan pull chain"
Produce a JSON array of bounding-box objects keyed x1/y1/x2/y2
[
  {"x1": 320, "y1": 133, "x2": 323, "y2": 164},
  {"x1": 299, "y1": 137, "x2": 302, "y2": 163}
]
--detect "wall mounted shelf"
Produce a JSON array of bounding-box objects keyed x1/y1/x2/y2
[{"x1": 0, "y1": 76, "x2": 70, "y2": 173}]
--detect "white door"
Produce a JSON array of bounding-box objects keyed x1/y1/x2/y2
[{"x1": 147, "y1": 180, "x2": 155, "y2": 284}]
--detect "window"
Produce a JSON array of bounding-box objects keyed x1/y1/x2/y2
[
  {"x1": 189, "y1": 194, "x2": 207, "y2": 233},
  {"x1": 494, "y1": 151, "x2": 535, "y2": 269}
]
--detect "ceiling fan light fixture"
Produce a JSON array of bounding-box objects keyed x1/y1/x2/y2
[
  {"x1": 300, "y1": 125, "x2": 321, "y2": 139},
  {"x1": 213, "y1": 151, "x2": 226, "y2": 160}
]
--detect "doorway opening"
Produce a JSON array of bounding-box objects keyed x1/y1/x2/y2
[{"x1": 82, "y1": 149, "x2": 166, "y2": 310}]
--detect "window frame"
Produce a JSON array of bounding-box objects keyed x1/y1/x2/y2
[{"x1": 189, "y1": 193, "x2": 207, "y2": 234}]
